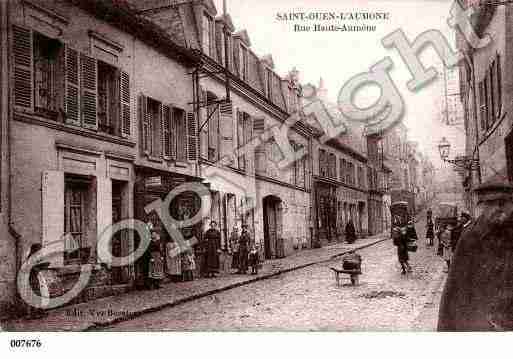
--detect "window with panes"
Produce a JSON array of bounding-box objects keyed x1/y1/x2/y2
[
  {"x1": 202, "y1": 13, "x2": 214, "y2": 57},
  {"x1": 140, "y1": 95, "x2": 191, "y2": 161},
  {"x1": 12, "y1": 26, "x2": 131, "y2": 137},
  {"x1": 64, "y1": 175, "x2": 94, "y2": 265},
  {"x1": 237, "y1": 111, "x2": 252, "y2": 171},
  {"x1": 239, "y1": 44, "x2": 249, "y2": 80}
]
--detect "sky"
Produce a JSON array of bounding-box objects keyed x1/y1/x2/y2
[{"x1": 213, "y1": 0, "x2": 466, "y2": 170}]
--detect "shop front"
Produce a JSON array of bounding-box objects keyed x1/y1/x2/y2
[
  {"x1": 338, "y1": 186, "x2": 368, "y2": 238},
  {"x1": 315, "y1": 180, "x2": 338, "y2": 246},
  {"x1": 134, "y1": 167, "x2": 204, "y2": 286}
]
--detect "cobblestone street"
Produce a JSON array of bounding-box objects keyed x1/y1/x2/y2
[{"x1": 106, "y1": 231, "x2": 446, "y2": 331}]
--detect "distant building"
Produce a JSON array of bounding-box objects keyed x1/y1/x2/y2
[{"x1": 438, "y1": 67, "x2": 465, "y2": 127}]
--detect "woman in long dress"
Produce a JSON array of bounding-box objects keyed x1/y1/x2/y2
[
  {"x1": 204, "y1": 221, "x2": 221, "y2": 278},
  {"x1": 148, "y1": 230, "x2": 165, "y2": 289},
  {"x1": 229, "y1": 227, "x2": 240, "y2": 272},
  {"x1": 238, "y1": 225, "x2": 250, "y2": 274},
  {"x1": 166, "y1": 238, "x2": 182, "y2": 282}
]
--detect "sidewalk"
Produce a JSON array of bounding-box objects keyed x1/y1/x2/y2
[{"x1": 3, "y1": 233, "x2": 388, "y2": 332}]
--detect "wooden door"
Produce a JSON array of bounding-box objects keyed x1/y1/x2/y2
[
  {"x1": 111, "y1": 182, "x2": 125, "y2": 284},
  {"x1": 268, "y1": 202, "x2": 277, "y2": 258}
]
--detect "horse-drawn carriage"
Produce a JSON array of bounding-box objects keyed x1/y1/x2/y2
[{"x1": 435, "y1": 202, "x2": 459, "y2": 231}]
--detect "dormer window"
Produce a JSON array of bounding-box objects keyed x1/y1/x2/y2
[
  {"x1": 239, "y1": 44, "x2": 248, "y2": 80},
  {"x1": 202, "y1": 13, "x2": 214, "y2": 57}
]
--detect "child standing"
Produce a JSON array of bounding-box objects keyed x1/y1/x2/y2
[
  {"x1": 248, "y1": 245, "x2": 259, "y2": 275},
  {"x1": 165, "y1": 238, "x2": 182, "y2": 282},
  {"x1": 182, "y1": 247, "x2": 196, "y2": 282}
]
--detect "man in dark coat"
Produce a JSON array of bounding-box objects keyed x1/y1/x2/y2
[
  {"x1": 204, "y1": 220, "x2": 221, "y2": 278},
  {"x1": 238, "y1": 225, "x2": 250, "y2": 274},
  {"x1": 426, "y1": 217, "x2": 435, "y2": 246},
  {"x1": 345, "y1": 220, "x2": 357, "y2": 244},
  {"x1": 395, "y1": 224, "x2": 411, "y2": 274},
  {"x1": 438, "y1": 184, "x2": 513, "y2": 331}
]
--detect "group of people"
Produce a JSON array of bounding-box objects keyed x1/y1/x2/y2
[
  {"x1": 141, "y1": 220, "x2": 261, "y2": 290},
  {"x1": 424, "y1": 208, "x2": 472, "y2": 273},
  {"x1": 142, "y1": 225, "x2": 197, "y2": 290}
]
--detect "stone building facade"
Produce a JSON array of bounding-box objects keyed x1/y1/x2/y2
[
  {"x1": 304, "y1": 83, "x2": 369, "y2": 246},
  {"x1": 134, "y1": 0, "x2": 313, "y2": 259},
  {"x1": 456, "y1": 1, "x2": 512, "y2": 217},
  {"x1": 4, "y1": 0, "x2": 199, "y2": 308}
]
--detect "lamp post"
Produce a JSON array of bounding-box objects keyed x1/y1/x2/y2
[{"x1": 437, "y1": 137, "x2": 480, "y2": 172}]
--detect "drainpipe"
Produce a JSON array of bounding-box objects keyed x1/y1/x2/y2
[
  {"x1": 5, "y1": 0, "x2": 21, "y2": 274},
  {"x1": 469, "y1": 56, "x2": 482, "y2": 185}
]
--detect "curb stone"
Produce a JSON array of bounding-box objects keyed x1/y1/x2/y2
[{"x1": 86, "y1": 236, "x2": 389, "y2": 331}]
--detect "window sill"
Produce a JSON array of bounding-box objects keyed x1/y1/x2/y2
[
  {"x1": 146, "y1": 155, "x2": 164, "y2": 164},
  {"x1": 174, "y1": 161, "x2": 189, "y2": 168},
  {"x1": 56, "y1": 263, "x2": 104, "y2": 275},
  {"x1": 14, "y1": 111, "x2": 136, "y2": 148},
  {"x1": 200, "y1": 159, "x2": 247, "y2": 175}
]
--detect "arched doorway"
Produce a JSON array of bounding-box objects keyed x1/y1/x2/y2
[{"x1": 263, "y1": 195, "x2": 283, "y2": 259}]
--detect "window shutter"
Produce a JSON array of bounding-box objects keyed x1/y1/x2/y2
[
  {"x1": 200, "y1": 88, "x2": 209, "y2": 160},
  {"x1": 12, "y1": 25, "x2": 33, "y2": 110},
  {"x1": 495, "y1": 55, "x2": 501, "y2": 117},
  {"x1": 244, "y1": 114, "x2": 253, "y2": 171},
  {"x1": 80, "y1": 53, "x2": 98, "y2": 129},
  {"x1": 64, "y1": 46, "x2": 81, "y2": 125},
  {"x1": 233, "y1": 39, "x2": 240, "y2": 76},
  {"x1": 219, "y1": 101, "x2": 234, "y2": 165},
  {"x1": 253, "y1": 117, "x2": 266, "y2": 175},
  {"x1": 170, "y1": 108, "x2": 177, "y2": 160},
  {"x1": 237, "y1": 109, "x2": 245, "y2": 170},
  {"x1": 120, "y1": 71, "x2": 131, "y2": 137},
  {"x1": 186, "y1": 111, "x2": 198, "y2": 161},
  {"x1": 139, "y1": 94, "x2": 150, "y2": 154},
  {"x1": 162, "y1": 104, "x2": 172, "y2": 158},
  {"x1": 42, "y1": 171, "x2": 65, "y2": 268}
]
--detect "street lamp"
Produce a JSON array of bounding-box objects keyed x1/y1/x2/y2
[
  {"x1": 437, "y1": 137, "x2": 480, "y2": 171},
  {"x1": 438, "y1": 137, "x2": 451, "y2": 161}
]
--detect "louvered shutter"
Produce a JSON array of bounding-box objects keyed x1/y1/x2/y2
[
  {"x1": 139, "y1": 94, "x2": 150, "y2": 155},
  {"x1": 187, "y1": 111, "x2": 198, "y2": 161},
  {"x1": 244, "y1": 114, "x2": 253, "y2": 172},
  {"x1": 162, "y1": 104, "x2": 172, "y2": 158},
  {"x1": 237, "y1": 109, "x2": 245, "y2": 170},
  {"x1": 170, "y1": 108, "x2": 177, "y2": 160},
  {"x1": 253, "y1": 117, "x2": 266, "y2": 175},
  {"x1": 219, "y1": 101, "x2": 234, "y2": 165},
  {"x1": 233, "y1": 39, "x2": 240, "y2": 76},
  {"x1": 13, "y1": 25, "x2": 33, "y2": 110},
  {"x1": 80, "y1": 53, "x2": 98, "y2": 129},
  {"x1": 64, "y1": 46, "x2": 80, "y2": 125},
  {"x1": 496, "y1": 55, "x2": 502, "y2": 117},
  {"x1": 200, "y1": 88, "x2": 208, "y2": 160},
  {"x1": 120, "y1": 71, "x2": 131, "y2": 137}
]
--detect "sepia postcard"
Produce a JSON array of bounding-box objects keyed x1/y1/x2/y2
[{"x1": 0, "y1": 0, "x2": 512, "y2": 353}]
